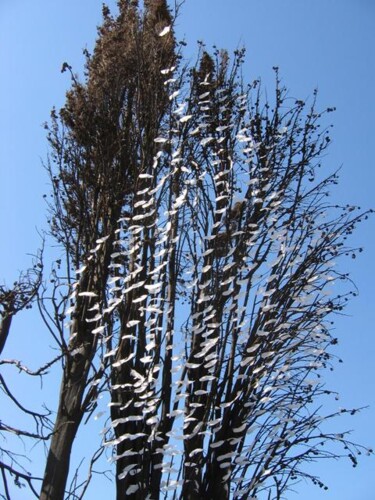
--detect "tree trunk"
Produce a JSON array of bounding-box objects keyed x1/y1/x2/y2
[
  {"x1": 204, "y1": 461, "x2": 231, "y2": 500},
  {"x1": 39, "y1": 414, "x2": 80, "y2": 499},
  {"x1": 39, "y1": 349, "x2": 91, "y2": 499},
  {"x1": 0, "y1": 314, "x2": 12, "y2": 356}
]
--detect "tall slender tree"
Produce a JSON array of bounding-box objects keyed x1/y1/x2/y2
[
  {"x1": 1, "y1": 2, "x2": 372, "y2": 499},
  {"x1": 40, "y1": 2, "x2": 176, "y2": 498}
]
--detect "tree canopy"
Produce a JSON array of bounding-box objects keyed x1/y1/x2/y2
[{"x1": 0, "y1": 2, "x2": 373, "y2": 499}]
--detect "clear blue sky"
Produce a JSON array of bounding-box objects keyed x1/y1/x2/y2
[{"x1": 0, "y1": 1, "x2": 374, "y2": 499}]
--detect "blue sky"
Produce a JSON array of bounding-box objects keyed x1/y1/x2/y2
[{"x1": 0, "y1": 1, "x2": 374, "y2": 498}]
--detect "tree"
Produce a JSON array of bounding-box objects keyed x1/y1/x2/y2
[
  {"x1": 1, "y1": 1, "x2": 372, "y2": 499},
  {"x1": 0, "y1": 256, "x2": 52, "y2": 498},
  {"x1": 0, "y1": 263, "x2": 42, "y2": 357},
  {"x1": 39, "y1": 1, "x2": 176, "y2": 498}
]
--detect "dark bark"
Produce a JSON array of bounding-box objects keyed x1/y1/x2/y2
[
  {"x1": 205, "y1": 470, "x2": 230, "y2": 500},
  {"x1": 39, "y1": 345, "x2": 92, "y2": 499},
  {"x1": 0, "y1": 314, "x2": 12, "y2": 356},
  {"x1": 39, "y1": 413, "x2": 80, "y2": 500}
]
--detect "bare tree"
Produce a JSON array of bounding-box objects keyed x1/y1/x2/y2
[
  {"x1": 0, "y1": 256, "x2": 51, "y2": 498},
  {"x1": 1, "y1": 1, "x2": 372, "y2": 499}
]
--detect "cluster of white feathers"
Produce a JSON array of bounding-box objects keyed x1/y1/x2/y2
[{"x1": 62, "y1": 61, "x2": 347, "y2": 497}]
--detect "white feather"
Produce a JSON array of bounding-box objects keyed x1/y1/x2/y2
[
  {"x1": 78, "y1": 291, "x2": 97, "y2": 297},
  {"x1": 158, "y1": 25, "x2": 171, "y2": 37}
]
